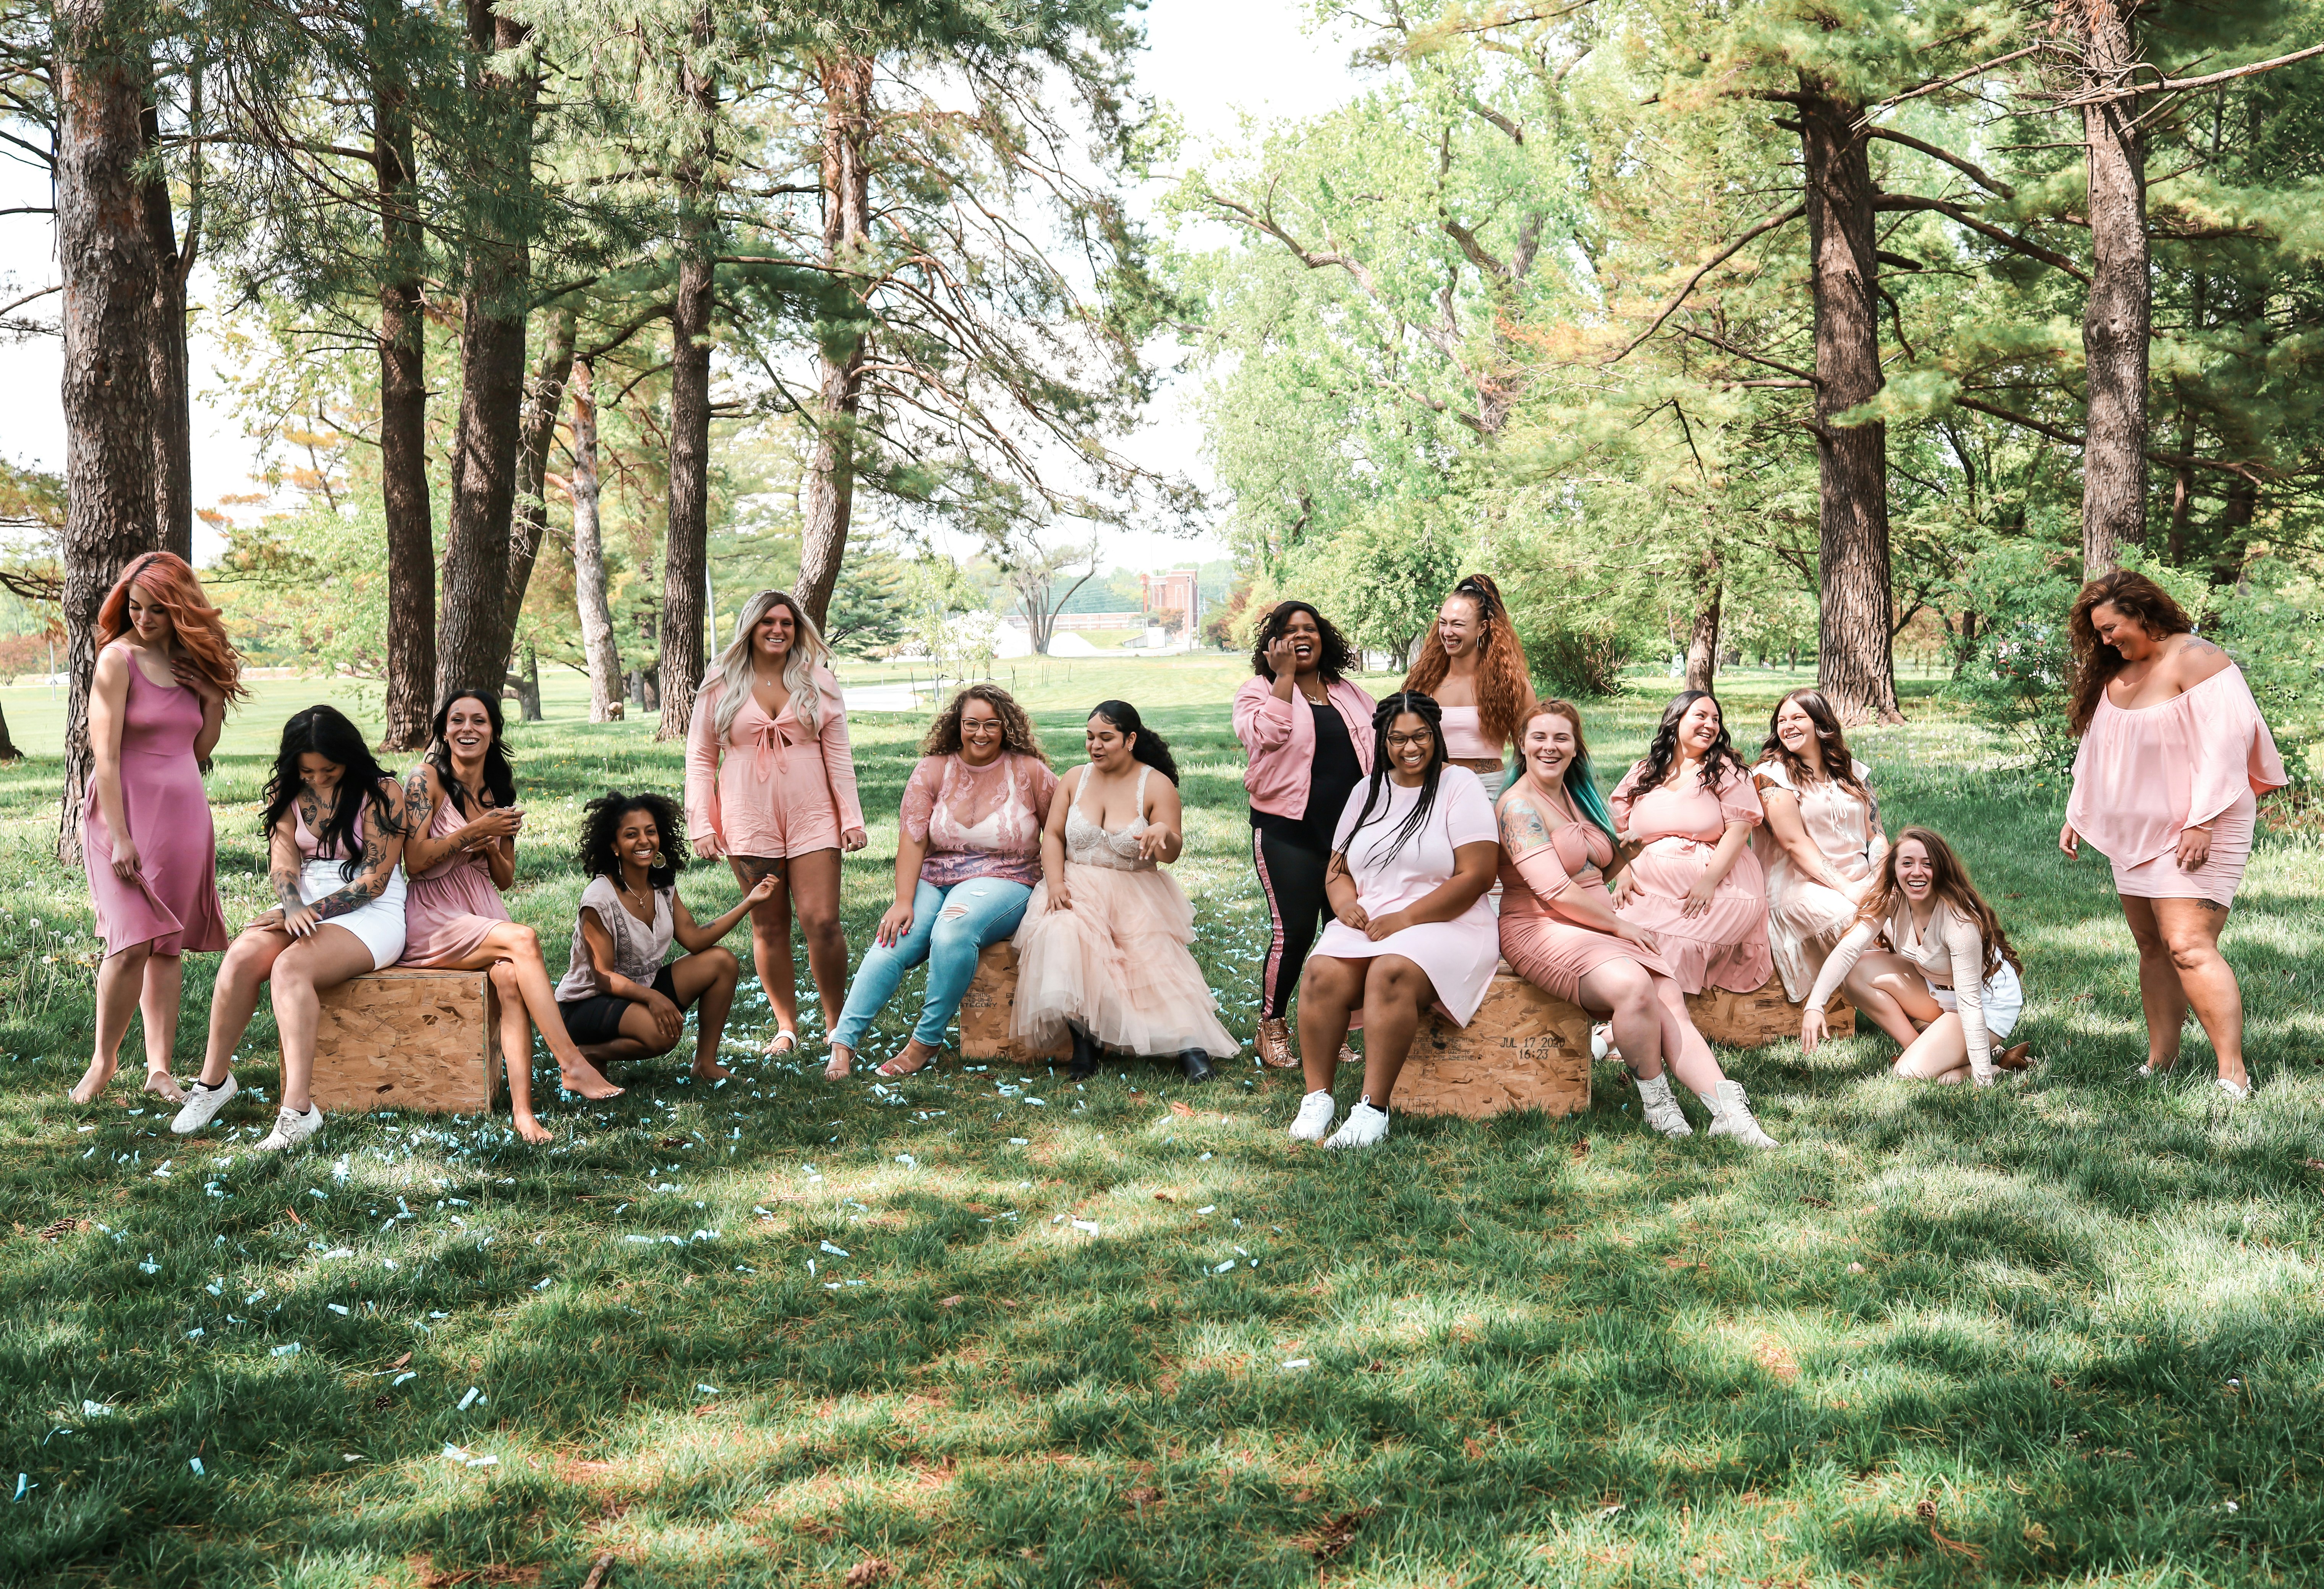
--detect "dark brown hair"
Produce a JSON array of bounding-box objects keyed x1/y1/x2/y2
[
  {"x1": 2068, "y1": 570, "x2": 2194, "y2": 735},
  {"x1": 1854, "y1": 826, "x2": 2021, "y2": 984},
  {"x1": 920, "y1": 683, "x2": 1047, "y2": 764},
  {"x1": 1757, "y1": 689, "x2": 1866, "y2": 796}
]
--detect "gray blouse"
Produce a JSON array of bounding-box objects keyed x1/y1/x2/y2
[{"x1": 555, "y1": 875, "x2": 674, "y2": 1002}]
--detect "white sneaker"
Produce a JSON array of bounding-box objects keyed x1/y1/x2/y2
[
  {"x1": 1288, "y1": 1090, "x2": 1338, "y2": 1142},
  {"x1": 1634, "y1": 1072, "x2": 1694, "y2": 1138},
  {"x1": 1323, "y1": 1099, "x2": 1390, "y2": 1150},
  {"x1": 1705, "y1": 1080, "x2": 1778, "y2": 1149},
  {"x1": 255, "y1": 1104, "x2": 324, "y2": 1153},
  {"x1": 1590, "y1": 1023, "x2": 1613, "y2": 1062},
  {"x1": 170, "y1": 1074, "x2": 238, "y2": 1135}
]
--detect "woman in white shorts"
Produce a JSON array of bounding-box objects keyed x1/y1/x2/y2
[
  {"x1": 171, "y1": 706, "x2": 411, "y2": 1151},
  {"x1": 1799, "y1": 827, "x2": 2029, "y2": 1086}
]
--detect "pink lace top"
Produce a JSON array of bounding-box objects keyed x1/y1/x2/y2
[
  {"x1": 2066, "y1": 663, "x2": 2287, "y2": 868},
  {"x1": 899, "y1": 752, "x2": 1059, "y2": 888}
]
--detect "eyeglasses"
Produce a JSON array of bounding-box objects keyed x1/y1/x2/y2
[{"x1": 1383, "y1": 731, "x2": 1434, "y2": 750}]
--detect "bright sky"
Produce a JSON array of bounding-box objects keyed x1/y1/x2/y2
[{"x1": 0, "y1": 1, "x2": 1363, "y2": 574}]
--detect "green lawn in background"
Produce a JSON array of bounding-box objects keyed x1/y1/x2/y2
[{"x1": 2, "y1": 660, "x2": 2319, "y2": 1587}]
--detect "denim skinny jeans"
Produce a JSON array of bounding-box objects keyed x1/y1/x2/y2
[{"x1": 831, "y1": 874, "x2": 1034, "y2": 1050}]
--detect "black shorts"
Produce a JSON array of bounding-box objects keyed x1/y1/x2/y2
[{"x1": 557, "y1": 965, "x2": 682, "y2": 1046}]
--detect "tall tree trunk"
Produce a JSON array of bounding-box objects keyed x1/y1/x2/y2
[
  {"x1": 499, "y1": 304, "x2": 575, "y2": 670},
  {"x1": 0, "y1": 703, "x2": 19, "y2": 760},
  {"x1": 658, "y1": 9, "x2": 718, "y2": 739},
  {"x1": 435, "y1": 1, "x2": 533, "y2": 700},
  {"x1": 55, "y1": 0, "x2": 161, "y2": 862},
  {"x1": 1798, "y1": 81, "x2": 1900, "y2": 725},
  {"x1": 568, "y1": 360, "x2": 624, "y2": 722},
  {"x1": 793, "y1": 50, "x2": 873, "y2": 629},
  {"x1": 2076, "y1": 0, "x2": 2148, "y2": 579},
  {"x1": 140, "y1": 92, "x2": 191, "y2": 561},
  {"x1": 375, "y1": 60, "x2": 435, "y2": 751},
  {"x1": 1684, "y1": 551, "x2": 1723, "y2": 695}
]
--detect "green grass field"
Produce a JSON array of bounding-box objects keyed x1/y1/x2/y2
[{"x1": 3, "y1": 656, "x2": 2320, "y2": 1588}]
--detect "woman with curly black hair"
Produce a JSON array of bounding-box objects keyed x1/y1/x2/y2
[
  {"x1": 826, "y1": 685, "x2": 1058, "y2": 1080},
  {"x1": 554, "y1": 790, "x2": 775, "y2": 1081},
  {"x1": 1233, "y1": 599, "x2": 1377, "y2": 1068}
]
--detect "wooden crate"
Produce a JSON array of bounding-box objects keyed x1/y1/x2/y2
[
  {"x1": 957, "y1": 942, "x2": 1070, "y2": 1063},
  {"x1": 1393, "y1": 966, "x2": 1592, "y2": 1120},
  {"x1": 1685, "y1": 974, "x2": 1854, "y2": 1049},
  {"x1": 308, "y1": 968, "x2": 502, "y2": 1115}
]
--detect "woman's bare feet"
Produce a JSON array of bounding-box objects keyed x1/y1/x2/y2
[
  {"x1": 692, "y1": 1058, "x2": 734, "y2": 1082},
  {"x1": 557, "y1": 1061, "x2": 623, "y2": 1100},
  {"x1": 823, "y1": 1042, "x2": 852, "y2": 1081},
  {"x1": 143, "y1": 1068, "x2": 187, "y2": 1105},
  {"x1": 876, "y1": 1039, "x2": 938, "y2": 1079},
  {"x1": 70, "y1": 1057, "x2": 117, "y2": 1104},
  {"x1": 515, "y1": 1113, "x2": 554, "y2": 1145}
]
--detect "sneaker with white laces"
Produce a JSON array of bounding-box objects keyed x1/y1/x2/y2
[
  {"x1": 1288, "y1": 1089, "x2": 1338, "y2": 1142},
  {"x1": 254, "y1": 1103, "x2": 324, "y2": 1153},
  {"x1": 170, "y1": 1074, "x2": 238, "y2": 1135},
  {"x1": 1705, "y1": 1080, "x2": 1778, "y2": 1149},
  {"x1": 1323, "y1": 1098, "x2": 1390, "y2": 1150},
  {"x1": 1633, "y1": 1071, "x2": 1694, "y2": 1138}
]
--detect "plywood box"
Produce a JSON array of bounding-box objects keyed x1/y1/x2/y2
[
  {"x1": 1685, "y1": 975, "x2": 1853, "y2": 1050},
  {"x1": 958, "y1": 942, "x2": 1070, "y2": 1063},
  {"x1": 1394, "y1": 966, "x2": 1592, "y2": 1121},
  {"x1": 308, "y1": 968, "x2": 502, "y2": 1115}
]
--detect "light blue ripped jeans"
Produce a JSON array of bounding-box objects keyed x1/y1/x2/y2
[{"x1": 830, "y1": 875, "x2": 1034, "y2": 1051}]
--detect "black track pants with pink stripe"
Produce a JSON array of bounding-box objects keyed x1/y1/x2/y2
[{"x1": 1251, "y1": 828, "x2": 1333, "y2": 1021}]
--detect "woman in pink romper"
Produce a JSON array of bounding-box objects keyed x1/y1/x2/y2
[
  {"x1": 2061, "y1": 571, "x2": 2287, "y2": 1098},
  {"x1": 1497, "y1": 702, "x2": 1775, "y2": 1146},
  {"x1": 401, "y1": 689, "x2": 623, "y2": 1134},
  {"x1": 685, "y1": 590, "x2": 867, "y2": 1066},
  {"x1": 72, "y1": 552, "x2": 244, "y2": 1105},
  {"x1": 1610, "y1": 691, "x2": 1774, "y2": 997}
]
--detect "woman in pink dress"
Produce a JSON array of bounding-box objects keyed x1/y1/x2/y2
[
  {"x1": 1609, "y1": 691, "x2": 1774, "y2": 997},
  {"x1": 1401, "y1": 573, "x2": 1536, "y2": 801},
  {"x1": 1287, "y1": 693, "x2": 1501, "y2": 1151},
  {"x1": 73, "y1": 552, "x2": 245, "y2": 1105},
  {"x1": 401, "y1": 689, "x2": 622, "y2": 1133},
  {"x1": 1753, "y1": 689, "x2": 1887, "y2": 1002},
  {"x1": 685, "y1": 589, "x2": 867, "y2": 1070},
  {"x1": 2061, "y1": 570, "x2": 2287, "y2": 1099},
  {"x1": 1498, "y1": 702, "x2": 1776, "y2": 1146}
]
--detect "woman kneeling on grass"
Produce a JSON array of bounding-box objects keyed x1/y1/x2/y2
[
  {"x1": 1800, "y1": 827, "x2": 2030, "y2": 1085},
  {"x1": 555, "y1": 791, "x2": 773, "y2": 1082},
  {"x1": 1497, "y1": 702, "x2": 1776, "y2": 1146},
  {"x1": 170, "y1": 707, "x2": 410, "y2": 1151},
  {"x1": 1286, "y1": 693, "x2": 1500, "y2": 1151},
  {"x1": 400, "y1": 688, "x2": 623, "y2": 1132}
]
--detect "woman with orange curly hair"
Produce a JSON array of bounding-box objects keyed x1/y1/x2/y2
[
  {"x1": 1401, "y1": 574, "x2": 1535, "y2": 799},
  {"x1": 71, "y1": 552, "x2": 247, "y2": 1105}
]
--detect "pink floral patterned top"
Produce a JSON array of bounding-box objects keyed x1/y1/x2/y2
[{"x1": 899, "y1": 752, "x2": 1059, "y2": 889}]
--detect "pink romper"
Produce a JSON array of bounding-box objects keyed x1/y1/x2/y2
[
  {"x1": 398, "y1": 793, "x2": 509, "y2": 967},
  {"x1": 1498, "y1": 807, "x2": 1674, "y2": 1003},
  {"x1": 83, "y1": 643, "x2": 228, "y2": 958},
  {"x1": 1610, "y1": 759, "x2": 1773, "y2": 995},
  {"x1": 685, "y1": 670, "x2": 865, "y2": 859},
  {"x1": 2066, "y1": 663, "x2": 2286, "y2": 905}
]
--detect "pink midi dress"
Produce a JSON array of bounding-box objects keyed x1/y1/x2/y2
[
  {"x1": 1497, "y1": 798, "x2": 1674, "y2": 1003},
  {"x1": 1753, "y1": 757, "x2": 1883, "y2": 1001},
  {"x1": 2065, "y1": 663, "x2": 2286, "y2": 905},
  {"x1": 398, "y1": 793, "x2": 509, "y2": 967},
  {"x1": 685, "y1": 671, "x2": 864, "y2": 860},
  {"x1": 1610, "y1": 759, "x2": 1773, "y2": 996},
  {"x1": 83, "y1": 643, "x2": 228, "y2": 958},
  {"x1": 1311, "y1": 766, "x2": 1503, "y2": 1025}
]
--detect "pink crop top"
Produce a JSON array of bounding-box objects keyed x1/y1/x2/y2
[{"x1": 1438, "y1": 706, "x2": 1500, "y2": 761}]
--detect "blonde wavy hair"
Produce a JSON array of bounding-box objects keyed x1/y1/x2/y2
[{"x1": 711, "y1": 589, "x2": 830, "y2": 739}]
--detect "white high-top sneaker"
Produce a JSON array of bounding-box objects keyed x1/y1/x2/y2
[
  {"x1": 1633, "y1": 1071, "x2": 1694, "y2": 1138},
  {"x1": 1288, "y1": 1090, "x2": 1338, "y2": 1142},
  {"x1": 1704, "y1": 1080, "x2": 1778, "y2": 1149}
]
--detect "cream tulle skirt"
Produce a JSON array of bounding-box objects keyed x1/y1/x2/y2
[{"x1": 1011, "y1": 862, "x2": 1240, "y2": 1058}]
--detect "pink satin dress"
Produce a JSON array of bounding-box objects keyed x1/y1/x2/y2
[
  {"x1": 1610, "y1": 759, "x2": 1773, "y2": 995},
  {"x1": 2066, "y1": 663, "x2": 2286, "y2": 905},
  {"x1": 83, "y1": 644, "x2": 228, "y2": 958},
  {"x1": 684, "y1": 670, "x2": 865, "y2": 859},
  {"x1": 398, "y1": 792, "x2": 509, "y2": 966}
]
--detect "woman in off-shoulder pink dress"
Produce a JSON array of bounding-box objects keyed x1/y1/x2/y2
[{"x1": 2062, "y1": 571, "x2": 2287, "y2": 1098}]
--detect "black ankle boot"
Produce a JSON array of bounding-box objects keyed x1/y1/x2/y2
[
  {"x1": 1179, "y1": 1049, "x2": 1213, "y2": 1083},
  {"x1": 1069, "y1": 1024, "x2": 1100, "y2": 1080}
]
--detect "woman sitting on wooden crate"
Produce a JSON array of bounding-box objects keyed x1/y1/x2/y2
[
  {"x1": 170, "y1": 706, "x2": 411, "y2": 1152},
  {"x1": 554, "y1": 790, "x2": 775, "y2": 1082},
  {"x1": 1496, "y1": 701, "x2": 1775, "y2": 1147},
  {"x1": 1800, "y1": 827, "x2": 2031, "y2": 1086},
  {"x1": 1752, "y1": 688, "x2": 1888, "y2": 1006},
  {"x1": 826, "y1": 685, "x2": 1058, "y2": 1080},
  {"x1": 399, "y1": 687, "x2": 625, "y2": 1133}
]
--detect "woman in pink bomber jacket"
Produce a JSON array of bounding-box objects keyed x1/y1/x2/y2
[{"x1": 1233, "y1": 600, "x2": 1376, "y2": 1069}]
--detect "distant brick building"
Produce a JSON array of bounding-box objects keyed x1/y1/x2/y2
[{"x1": 1141, "y1": 569, "x2": 1199, "y2": 637}]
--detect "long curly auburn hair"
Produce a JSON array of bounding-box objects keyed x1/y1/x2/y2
[
  {"x1": 96, "y1": 552, "x2": 248, "y2": 705},
  {"x1": 920, "y1": 683, "x2": 1048, "y2": 764},
  {"x1": 2066, "y1": 570, "x2": 2195, "y2": 736},
  {"x1": 1401, "y1": 573, "x2": 1535, "y2": 748},
  {"x1": 1853, "y1": 826, "x2": 2021, "y2": 984}
]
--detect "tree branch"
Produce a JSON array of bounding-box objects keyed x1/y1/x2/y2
[
  {"x1": 1868, "y1": 126, "x2": 2014, "y2": 198},
  {"x1": 1605, "y1": 202, "x2": 1806, "y2": 364},
  {"x1": 1872, "y1": 194, "x2": 2090, "y2": 284}
]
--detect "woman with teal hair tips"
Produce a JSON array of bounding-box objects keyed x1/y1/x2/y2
[{"x1": 1493, "y1": 700, "x2": 1777, "y2": 1149}]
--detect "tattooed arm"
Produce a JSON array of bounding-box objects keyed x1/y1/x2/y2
[
  {"x1": 300, "y1": 778, "x2": 409, "y2": 926},
  {"x1": 262, "y1": 809, "x2": 307, "y2": 929}
]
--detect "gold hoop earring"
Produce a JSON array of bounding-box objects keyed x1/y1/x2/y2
[{"x1": 651, "y1": 850, "x2": 667, "y2": 869}]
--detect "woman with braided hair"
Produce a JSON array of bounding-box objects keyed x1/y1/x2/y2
[
  {"x1": 1286, "y1": 692, "x2": 1501, "y2": 1150},
  {"x1": 1401, "y1": 573, "x2": 1535, "y2": 800}
]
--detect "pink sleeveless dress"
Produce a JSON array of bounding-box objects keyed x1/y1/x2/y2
[
  {"x1": 83, "y1": 644, "x2": 228, "y2": 958},
  {"x1": 398, "y1": 790, "x2": 510, "y2": 966}
]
